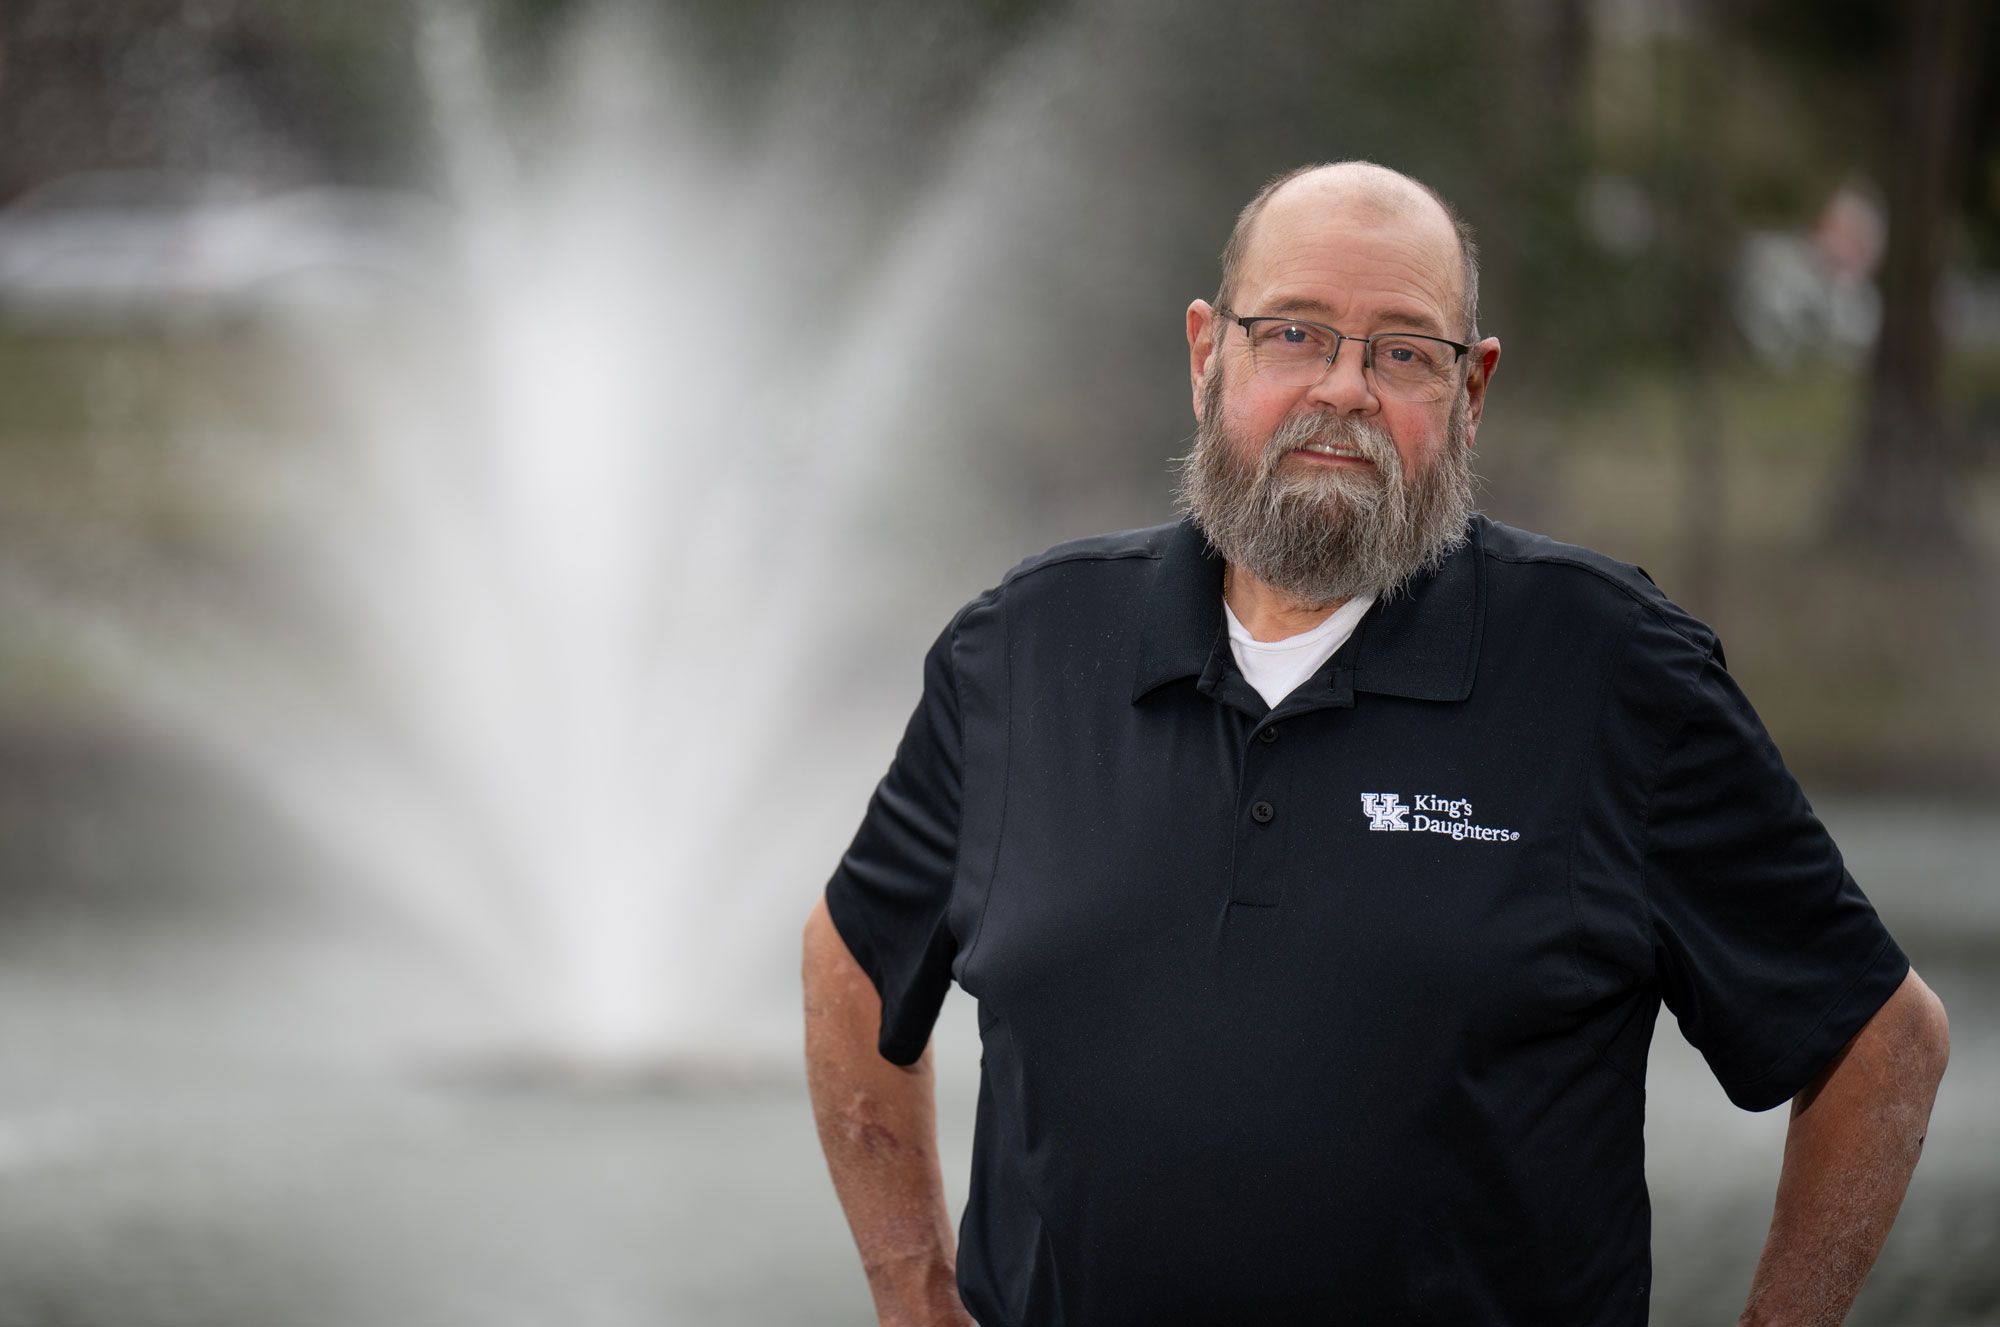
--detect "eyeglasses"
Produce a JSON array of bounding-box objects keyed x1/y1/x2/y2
[{"x1": 1220, "y1": 310, "x2": 1471, "y2": 403}]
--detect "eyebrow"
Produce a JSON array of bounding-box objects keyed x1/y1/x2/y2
[{"x1": 1259, "y1": 296, "x2": 1448, "y2": 338}]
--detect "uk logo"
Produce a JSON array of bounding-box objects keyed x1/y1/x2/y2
[{"x1": 1360, "y1": 793, "x2": 1410, "y2": 831}]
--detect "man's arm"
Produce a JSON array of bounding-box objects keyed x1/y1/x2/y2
[
  {"x1": 804, "y1": 896, "x2": 975, "y2": 1327},
  {"x1": 1737, "y1": 967, "x2": 1950, "y2": 1327}
]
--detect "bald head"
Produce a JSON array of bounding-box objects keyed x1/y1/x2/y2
[{"x1": 1215, "y1": 161, "x2": 1480, "y2": 340}]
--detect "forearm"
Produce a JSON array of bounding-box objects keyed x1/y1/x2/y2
[
  {"x1": 804, "y1": 898, "x2": 972, "y2": 1327},
  {"x1": 1738, "y1": 968, "x2": 1950, "y2": 1327}
]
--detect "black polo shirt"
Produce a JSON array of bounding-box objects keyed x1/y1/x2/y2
[{"x1": 825, "y1": 514, "x2": 1907, "y2": 1326}]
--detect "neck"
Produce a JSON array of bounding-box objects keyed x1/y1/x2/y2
[{"x1": 1223, "y1": 563, "x2": 1347, "y2": 642}]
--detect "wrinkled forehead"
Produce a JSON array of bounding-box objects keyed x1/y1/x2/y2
[{"x1": 1238, "y1": 169, "x2": 1465, "y2": 328}]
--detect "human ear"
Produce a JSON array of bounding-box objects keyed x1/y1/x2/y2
[
  {"x1": 1187, "y1": 300, "x2": 1219, "y2": 420},
  {"x1": 1464, "y1": 336, "x2": 1501, "y2": 431}
]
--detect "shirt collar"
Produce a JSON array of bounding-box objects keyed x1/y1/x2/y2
[{"x1": 1132, "y1": 514, "x2": 1486, "y2": 704}]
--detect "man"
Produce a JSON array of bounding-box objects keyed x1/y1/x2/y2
[{"x1": 803, "y1": 161, "x2": 1949, "y2": 1326}]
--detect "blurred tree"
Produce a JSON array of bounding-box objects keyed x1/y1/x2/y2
[
  {"x1": 0, "y1": 0, "x2": 422, "y2": 196},
  {"x1": 1664, "y1": 0, "x2": 1737, "y2": 621},
  {"x1": 1843, "y1": 0, "x2": 1988, "y2": 548},
  {"x1": 1735, "y1": 0, "x2": 1996, "y2": 550}
]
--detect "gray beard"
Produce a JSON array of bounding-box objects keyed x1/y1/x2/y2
[{"x1": 1175, "y1": 367, "x2": 1476, "y2": 608}]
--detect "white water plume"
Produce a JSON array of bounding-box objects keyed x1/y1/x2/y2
[{"x1": 24, "y1": 0, "x2": 1102, "y2": 1068}]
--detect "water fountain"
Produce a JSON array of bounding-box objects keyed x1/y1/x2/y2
[{"x1": 24, "y1": 0, "x2": 1086, "y2": 1076}]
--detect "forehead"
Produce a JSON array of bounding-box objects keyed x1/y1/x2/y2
[{"x1": 1236, "y1": 175, "x2": 1462, "y2": 333}]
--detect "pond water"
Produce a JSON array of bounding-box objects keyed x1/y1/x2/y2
[{"x1": 0, "y1": 758, "x2": 1991, "y2": 1326}]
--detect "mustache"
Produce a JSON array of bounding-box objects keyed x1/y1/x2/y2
[{"x1": 1258, "y1": 409, "x2": 1402, "y2": 478}]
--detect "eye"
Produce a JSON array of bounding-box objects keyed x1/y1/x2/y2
[
  {"x1": 1255, "y1": 322, "x2": 1328, "y2": 353},
  {"x1": 1372, "y1": 337, "x2": 1444, "y2": 373}
]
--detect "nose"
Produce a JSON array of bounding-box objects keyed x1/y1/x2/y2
[{"x1": 1305, "y1": 335, "x2": 1379, "y2": 414}]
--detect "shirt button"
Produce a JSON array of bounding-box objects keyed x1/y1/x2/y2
[
  {"x1": 1258, "y1": 726, "x2": 1279, "y2": 744},
  {"x1": 1250, "y1": 801, "x2": 1276, "y2": 824}
]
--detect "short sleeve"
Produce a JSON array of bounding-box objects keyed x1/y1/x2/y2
[
  {"x1": 1640, "y1": 636, "x2": 1908, "y2": 1111},
  {"x1": 823, "y1": 615, "x2": 966, "y2": 1065}
]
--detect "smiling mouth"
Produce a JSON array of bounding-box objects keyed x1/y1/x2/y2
[{"x1": 1293, "y1": 440, "x2": 1371, "y2": 461}]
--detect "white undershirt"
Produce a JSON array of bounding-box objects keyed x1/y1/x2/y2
[{"x1": 1224, "y1": 593, "x2": 1375, "y2": 708}]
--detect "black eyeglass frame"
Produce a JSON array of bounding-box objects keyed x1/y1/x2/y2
[{"x1": 1218, "y1": 309, "x2": 1473, "y2": 385}]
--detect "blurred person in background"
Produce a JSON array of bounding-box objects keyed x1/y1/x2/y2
[{"x1": 804, "y1": 161, "x2": 1950, "y2": 1327}]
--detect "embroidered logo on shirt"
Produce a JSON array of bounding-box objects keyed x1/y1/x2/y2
[
  {"x1": 1360, "y1": 793, "x2": 1410, "y2": 831},
  {"x1": 1362, "y1": 793, "x2": 1520, "y2": 842}
]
